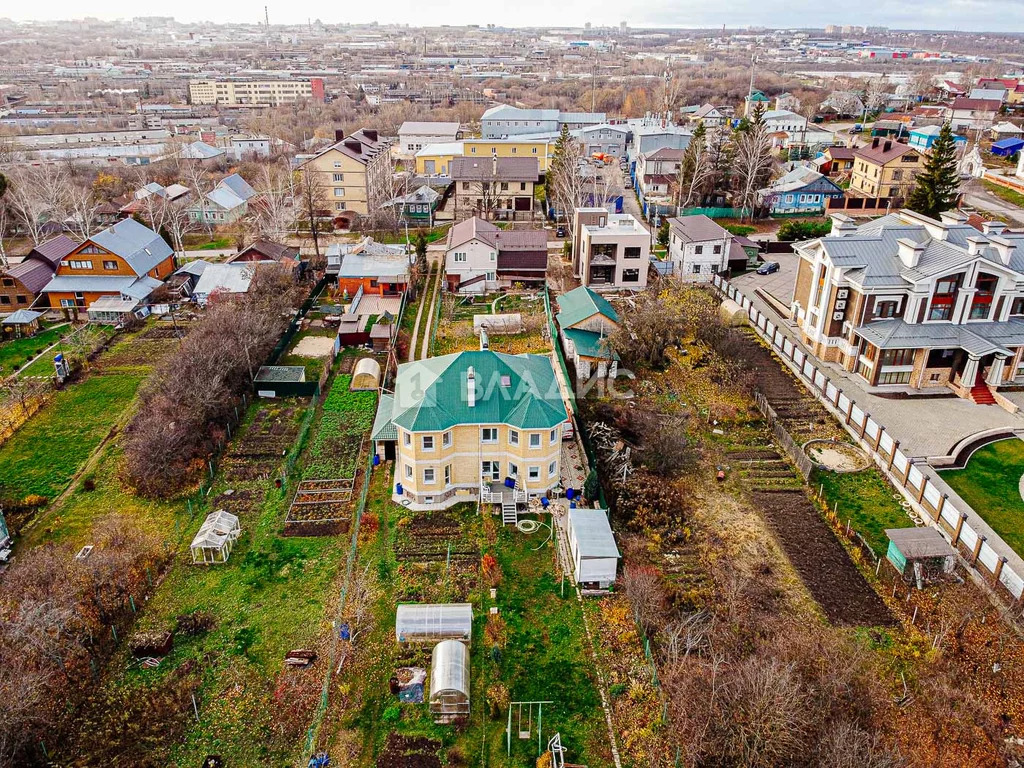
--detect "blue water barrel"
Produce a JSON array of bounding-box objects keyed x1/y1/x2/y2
[
  {"x1": 504, "y1": 476, "x2": 516, "y2": 488},
  {"x1": 570, "y1": 501, "x2": 577, "y2": 509},
  {"x1": 396, "y1": 482, "x2": 403, "y2": 495},
  {"x1": 373, "y1": 454, "x2": 380, "y2": 467},
  {"x1": 541, "y1": 497, "x2": 549, "y2": 508},
  {"x1": 566, "y1": 488, "x2": 575, "y2": 500}
]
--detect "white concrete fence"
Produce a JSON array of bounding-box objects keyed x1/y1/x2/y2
[{"x1": 712, "y1": 274, "x2": 1024, "y2": 605}]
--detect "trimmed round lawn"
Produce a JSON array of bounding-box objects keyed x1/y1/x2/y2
[{"x1": 942, "y1": 438, "x2": 1024, "y2": 558}]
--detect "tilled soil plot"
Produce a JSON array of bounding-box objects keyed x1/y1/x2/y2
[
  {"x1": 753, "y1": 490, "x2": 895, "y2": 626},
  {"x1": 376, "y1": 734, "x2": 442, "y2": 768},
  {"x1": 727, "y1": 330, "x2": 894, "y2": 626}
]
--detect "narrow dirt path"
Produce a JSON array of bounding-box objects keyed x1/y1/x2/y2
[
  {"x1": 406, "y1": 266, "x2": 434, "y2": 363},
  {"x1": 418, "y1": 264, "x2": 443, "y2": 361}
]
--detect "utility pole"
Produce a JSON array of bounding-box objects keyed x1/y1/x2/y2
[{"x1": 264, "y1": 6, "x2": 270, "y2": 49}]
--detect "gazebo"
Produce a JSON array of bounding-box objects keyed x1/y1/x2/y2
[
  {"x1": 1, "y1": 309, "x2": 44, "y2": 339},
  {"x1": 190, "y1": 510, "x2": 241, "y2": 564}
]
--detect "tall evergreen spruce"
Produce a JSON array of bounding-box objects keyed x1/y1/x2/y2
[{"x1": 906, "y1": 123, "x2": 961, "y2": 218}]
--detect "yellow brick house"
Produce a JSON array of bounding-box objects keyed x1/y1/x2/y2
[{"x1": 371, "y1": 350, "x2": 569, "y2": 511}]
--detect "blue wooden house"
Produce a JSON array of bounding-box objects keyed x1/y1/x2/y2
[
  {"x1": 758, "y1": 167, "x2": 844, "y2": 215},
  {"x1": 908, "y1": 125, "x2": 968, "y2": 152}
]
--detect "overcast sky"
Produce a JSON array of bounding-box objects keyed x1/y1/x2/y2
[{"x1": 9, "y1": 0, "x2": 1024, "y2": 33}]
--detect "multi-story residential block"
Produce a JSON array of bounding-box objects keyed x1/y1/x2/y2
[
  {"x1": 443, "y1": 217, "x2": 547, "y2": 293},
  {"x1": 572, "y1": 209, "x2": 650, "y2": 290},
  {"x1": 667, "y1": 214, "x2": 745, "y2": 281},
  {"x1": 188, "y1": 77, "x2": 325, "y2": 107},
  {"x1": 371, "y1": 350, "x2": 569, "y2": 510},
  {"x1": 480, "y1": 105, "x2": 605, "y2": 138},
  {"x1": 39, "y1": 219, "x2": 174, "y2": 314},
  {"x1": 1, "y1": 236, "x2": 77, "y2": 311},
  {"x1": 398, "y1": 121, "x2": 462, "y2": 155},
  {"x1": 296, "y1": 129, "x2": 393, "y2": 218},
  {"x1": 792, "y1": 210, "x2": 1024, "y2": 402},
  {"x1": 450, "y1": 156, "x2": 539, "y2": 221},
  {"x1": 849, "y1": 138, "x2": 925, "y2": 201}
]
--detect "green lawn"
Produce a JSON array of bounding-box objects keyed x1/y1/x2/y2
[
  {"x1": 0, "y1": 325, "x2": 66, "y2": 375},
  {"x1": 339, "y1": 483, "x2": 612, "y2": 767},
  {"x1": 0, "y1": 373, "x2": 144, "y2": 501},
  {"x1": 942, "y1": 438, "x2": 1024, "y2": 557},
  {"x1": 813, "y1": 467, "x2": 913, "y2": 556},
  {"x1": 981, "y1": 179, "x2": 1024, "y2": 209}
]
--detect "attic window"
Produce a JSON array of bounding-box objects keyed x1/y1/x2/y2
[{"x1": 500, "y1": 375, "x2": 511, "y2": 387}]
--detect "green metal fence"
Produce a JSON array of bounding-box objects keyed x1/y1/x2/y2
[
  {"x1": 303, "y1": 442, "x2": 378, "y2": 760},
  {"x1": 676, "y1": 206, "x2": 750, "y2": 219}
]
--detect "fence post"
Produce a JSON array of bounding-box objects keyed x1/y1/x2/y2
[
  {"x1": 971, "y1": 536, "x2": 986, "y2": 566},
  {"x1": 934, "y1": 493, "x2": 947, "y2": 523},
  {"x1": 845, "y1": 398, "x2": 855, "y2": 425},
  {"x1": 887, "y1": 439, "x2": 899, "y2": 471},
  {"x1": 953, "y1": 512, "x2": 967, "y2": 546},
  {"x1": 859, "y1": 413, "x2": 870, "y2": 440},
  {"x1": 994, "y1": 556, "x2": 1007, "y2": 583},
  {"x1": 916, "y1": 476, "x2": 928, "y2": 504}
]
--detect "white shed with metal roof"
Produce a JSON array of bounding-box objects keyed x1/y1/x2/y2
[{"x1": 566, "y1": 508, "x2": 619, "y2": 588}]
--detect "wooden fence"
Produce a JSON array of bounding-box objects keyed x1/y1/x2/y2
[
  {"x1": 713, "y1": 274, "x2": 1024, "y2": 606},
  {"x1": 754, "y1": 391, "x2": 814, "y2": 480}
]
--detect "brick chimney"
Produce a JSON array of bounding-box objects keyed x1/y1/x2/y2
[
  {"x1": 363, "y1": 129, "x2": 378, "y2": 142},
  {"x1": 492, "y1": 153, "x2": 498, "y2": 177},
  {"x1": 897, "y1": 237, "x2": 925, "y2": 268},
  {"x1": 334, "y1": 129, "x2": 345, "y2": 142},
  {"x1": 883, "y1": 140, "x2": 892, "y2": 152},
  {"x1": 343, "y1": 138, "x2": 362, "y2": 154},
  {"x1": 982, "y1": 221, "x2": 1007, "y2": 236},
  {"x1": 871, "y1": 137, "x2": 880, "y2": 149},
  {"x1": 467, "y1": 366, "x2": 476, "y2": 407}
]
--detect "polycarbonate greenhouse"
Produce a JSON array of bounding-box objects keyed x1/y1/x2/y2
[
  {"x1": 395, "y1": 603, "x2": 473, "y2": 644},
  {"x1": 429, "y1": 639, "x2": 470, "y2": 722}
]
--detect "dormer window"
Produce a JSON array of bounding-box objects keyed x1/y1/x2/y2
[
  {"x1": 969, "y1": 273, "x2": 999, "y2": 320},
  {"x1": 928, "y1": 275, "x2": 962, "y2": 321}
]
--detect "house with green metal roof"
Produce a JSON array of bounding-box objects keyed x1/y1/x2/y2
[
  {"x1": 372, "y1": 350, "x2": 569, "y2": 511},
  {"x1": 555, "y1": 286, "x2": 621, "y2": 381}
]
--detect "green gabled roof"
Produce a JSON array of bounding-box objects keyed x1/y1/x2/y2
[
  {"x1": 555, "y1": 286, "x2": 619, "y2": 329},
  {"x1": 372, "y1": 393, "x2": 398, "y2": 441},
  {"x1": 562, "y1": 327, "x2": 618, "y2": 360},
  {"x1": 389, "y1": 351, "x2": 567, "y2": 433}
]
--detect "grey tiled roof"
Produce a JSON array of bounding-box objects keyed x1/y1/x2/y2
[{"x1": 855, "y1": 317, "x2": 1024, "y2": 356}]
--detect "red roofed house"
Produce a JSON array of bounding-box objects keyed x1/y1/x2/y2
[
  {"x1": 947, "y1": 97, "x2": 1002, "y2": 132},
  {"x1": 0, "y1": 235, "x2": 78, "y2": 311}
]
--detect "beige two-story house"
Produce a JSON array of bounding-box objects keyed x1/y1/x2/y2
[
  {"x1": 849, "y1": 138, "x2": 925, "y2": 202},
  {"x1": 371, "y1": 350, "x2": 569, "y2": 511}
]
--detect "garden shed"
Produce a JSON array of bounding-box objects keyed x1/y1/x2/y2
[
  {"x1": 566, "y1": 508, "x2": 620, "y2": 589},
  {"x1": 351, "y1": 357, "x2": 381, "y2": 391},
  {"x1": 190, "y1": 510, "x2": 241, "y2": 565},
  {"x1": 395, "y1": 603, "x2": 473, "y2": 644},
  {"x1": 885, "y1": 527, "x2": 955, "y2": 587},
  {"x1": 429, "y1": 639, "x2": 470, "y2": 723},
  {"x1": 991, "y1": 137, "x2": 1024, "y2": 157}
]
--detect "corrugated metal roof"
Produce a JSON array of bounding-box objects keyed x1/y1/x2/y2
[
  {"x1": 568, "y1": 508, "x2": 620, "y2": 558},
  {"x1": 372, "y1": 393, "x2": 397, "y2": 441},
  {"x1": 389, "y1": 351, "x2": 567, "y2": 433},
  {"x1": 556, "y1": 285, "x2": 619, "y2": 328},
  {"x1": 562, "y1": 328, "x2": 618, "y2": 360},
  {"x1": 89, "y1": 218, "x2": 174, "y2": 276}
]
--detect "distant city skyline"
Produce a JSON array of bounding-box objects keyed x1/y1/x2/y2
[{"x1": 7, "y1": 2, "x2": 1024, "y2": 35}]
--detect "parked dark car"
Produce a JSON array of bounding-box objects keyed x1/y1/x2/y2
[
  {"x1": 555, "y1": 225, "x2": 567, "y2": 238},
  {"x1": 756, "y1": 261, "x2": 780, "y2": 275}
]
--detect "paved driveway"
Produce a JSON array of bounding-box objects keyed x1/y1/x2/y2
[
  {"x1": 732, "y1": 275, "x2": 1024, "y2": 460},
  {"x1": 732, "y1": 251, "x2": 800, "y2": 309}
]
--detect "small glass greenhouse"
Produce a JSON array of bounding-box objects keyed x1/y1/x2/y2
[
  {"x1": 351, "y1": 357, "x2": 381, "y2": 391},
  {"x1": 429, "y1": 639, "x2": 470, "y2": 722},
  {"x1": 395, "y1": 603, "x2": 473, "y2": 644},
  {"x1": 190, "y1": 510, "x2": 241, "y2": 565}
]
